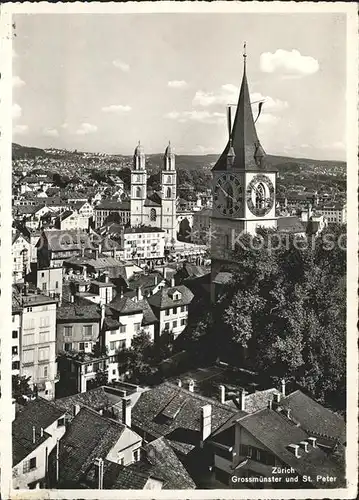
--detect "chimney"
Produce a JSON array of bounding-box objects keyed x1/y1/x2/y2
[
  {"x1": 300, "y1": 441, "x2": 309, "y2": 453},
  {"x1": 154, "y1": 275, "x2": 158, "y2": 285},
  {"x1": 100, "y1": 302, "x2": 106, "y2": 329},
  {"x1": 239, "y1": 389, "x2": 246, "y2": 411},
  {"x1": 136, "y1": 287, "x2": 143, "y2": 301},
  {"x1": 274, "y1": 392, "x2": 281, "y2": 404},
  {"x1": 95, "y1": 248, "x2": 99, "y2": 260},
  {"x1": 308, "y1": 437, "x2": 317, "y2": 448},
  {"x1": 112, "y1": 248, "x2": 116, "y2": 258},
  {"x1": 170, "y1": 277, "x2": 175, "y2": 287},
  {"x1": 200, "y1": 404, "x2": 212, "y2": 443},
  {"x1": 163, "y1": 267, "x2": 166, "y2": 279},
  {"x1": 32, "y1": 426, "x2": 36, "y2": 444},
  {"x1": 188, "y1": 379, "x2": 194, "y2": 392},
  {"x1": 268, "y1": 398, "x2": 273, "y2": 410},
  {"x1": 219, "y1": 385, "x2": 225, "y2": 404},
  {"x1": 281, "y1": 379, "x2": 286, "y2": 397},
  {"x1": 286, "y1": 408, "x2": 291, "y2": 419},
  {"x1": 70, "y1": 295, "x2": 75, "y2": 303},
  {"x1": 94, "y1": 457, "x2": 104, "y2": 490},
  {"x1": 73, "y1": 404, "x2": 80, "y2": 416},
  {"x1": 122, "y1": 396, "x2": 132, "y2": 427},
  {"x1": 177, "y1": 379, "x2": 182, "y2": 388},
  {"x1": 81, "y1": 246, "x2": 85, "y2": 257},
  {"x1": 104, "y1": 272, "x2": 109, "y2": 283},
  {"x1": 40, "y1": 427, "x2": 44, "y2": 437},
  {"x1": 288, "y1": 443, "x2": 300, "y2": 458}
]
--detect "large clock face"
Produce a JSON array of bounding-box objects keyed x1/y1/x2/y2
[
  {"x1": 213, "y1": 173, "x2": 242, "y2": 216},
  {"x1": 246, "y1": 174, "x2": 275, "y2": 217}
]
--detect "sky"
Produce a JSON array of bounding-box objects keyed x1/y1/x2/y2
[{"x1": 12, "y1": 13, "x2": 346, "y2": 160}]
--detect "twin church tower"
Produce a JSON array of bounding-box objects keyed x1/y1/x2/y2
[{"x1": 130, "y1": 142, "x2": 177, "y2": 244}]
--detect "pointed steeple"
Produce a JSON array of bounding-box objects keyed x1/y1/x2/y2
[{"x1": 213, "y1": 44, "x2": 266, "y2": 172}]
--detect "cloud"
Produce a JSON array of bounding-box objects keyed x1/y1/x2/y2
[
  {"x1": 192, "y1": 85, "x2": 288, "y2": 112},
  {"x1": 112, "y1": 59, "x2": 130, "y2": 72},
  {"x1": 12, "y1": 103, "x2": 22, "y2": 119},
  {"x1": 12, "y1": 76, "x2": 25, "y2": 88},
  {"x1": 61, "y1": 123, "x2": 68, "y2": 129},
  {"x1": 165, "y1": 110, "x2": 225, "y2": 125},
  {"x1": 260, "y1": 49, "x2": 319, "y2": 78},
  {"x1": 13, "y1": 124, "x2": 28, "y2": 135},
  {"x1": 102, "y1": 104, "x2": 132, "y2": 113},
  {"x1": 168, "y1": 80, "x2": 188, "y2": 89},
  {"x1": 43, "y1": 128, "x2": 59, "y2": 138},
  {"x1": 256, "y1": 113, "x2": 279, "y2": 125},
  {"x1": 191, "y1": 145, "x2": 217, "y2": 154},
  {"x1": 75, "y1": 122, "x2": 98, "y2": 135}
]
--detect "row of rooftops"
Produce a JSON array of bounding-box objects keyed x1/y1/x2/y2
[{"x1": 12, "y1": 378, "x2": 345, "y2": 488}]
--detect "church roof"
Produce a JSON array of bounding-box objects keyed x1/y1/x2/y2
[{"x1": 212, "y1": 57, "x2": 276, "y2": 173}]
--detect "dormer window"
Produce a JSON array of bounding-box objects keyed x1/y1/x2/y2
[{"x1": 168, "y1": 289, "x2": 182, "y2": 301}]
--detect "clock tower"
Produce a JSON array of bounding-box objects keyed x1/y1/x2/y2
[{"x1": 211, "y1": 48, "x2": 277, "y2": 278}]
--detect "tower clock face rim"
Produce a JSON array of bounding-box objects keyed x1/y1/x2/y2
[
  {"x1": 213, "y1": 173, "x2": 243, "y2": 217},
  {"x1": 246, "y1": 174, "x2": 275, "y2": 217}
]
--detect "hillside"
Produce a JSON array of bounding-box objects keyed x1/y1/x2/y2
[{"x1": 12, "y1": 143, "x2": 346, "y2": 174}]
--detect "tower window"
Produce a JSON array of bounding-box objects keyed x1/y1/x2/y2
[
  {"x1": 167, "y1": 176, "x2": 171, "y2": 183},
  {"x1": 150, "y1": 209, "x2": 156, "y2": 221},
  {"x1": 136, "y1": 187, "x2": 142, "y2": 198},
  {"x1": 166, "y1": 187, "x2": 171, "y2": 198}
]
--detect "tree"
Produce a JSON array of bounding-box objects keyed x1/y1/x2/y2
[
  {"x1": 12, "y1": 374, "x2": 34, "y2": 402},
  {"x1": 193, "y1": 226, "x2": 346, "y2": 410},
  {"x1": 118, "y1": 331, "x2": 158, "y2": 384}
]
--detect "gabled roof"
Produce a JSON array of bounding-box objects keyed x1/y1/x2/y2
[
  {"x1": 212, "y1": 58, "x2": 273, "y2": 173},
  {"x1": 132, "y1": 381, "x2": 236, "y2": 455},
  {"x1": 50, "y1": 406, "x2": 127, "y2": 485},
  {"x1": 237, "y1": 408, "x2": 345, "y2": 486},
  {"x1": 109, "y1": 295, "x2": 143, "y2": 315},
  {"x1": 13, "y1": 398, "x2": 65, "y2": 466},
  {"x1": 53, "y1": 387, "x2": 113, "y2": 418},
  {"x1": 95, "y1": 200, "x2": 130, "y2": 211},
  {"x1": 280, "y1": 390, "x2": 346, "y2": 445},
  {"x1": 37, "y1": 229, "x2": 93, "y2": 251},
  {"x1": 212, "y1": 272, "x2": 233, "y2": 285},
  {"x1": 138, "y1": 298, "x2": 158, "y2": 325},
  {"x1": 147, "y1": 285, "x2": 194, "y2": 310},
  {"x1": 57, "y1": 303, "x2": 101, "y2": 322}
]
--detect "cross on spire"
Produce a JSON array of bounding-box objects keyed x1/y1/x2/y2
[{"x1": 243, "y1": 41, "x2": 247, "y2": 63}]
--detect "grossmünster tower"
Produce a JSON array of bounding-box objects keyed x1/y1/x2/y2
[{"x1": 211, "y1": 48, "x2": 278, "y2": 270}]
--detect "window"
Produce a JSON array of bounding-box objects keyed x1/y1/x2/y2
[
  {"x1": 79, "y1": 342, "x2": 85, "y2": 351},
  {"x1": 23, "y1": 457, "x2": 37, "y2": 473},
  {"x1": 55, "y1": 281, "x2": 59, "y2": 289},
  {"x1": 119, "y1": 339, "x2": 126, "y2": 350},
  {"x1": 150, "y1": 208, "x2": 156, "y2": 221},
  {"x1": 43, "y1": 365, "x2": 48, "y2": 378},
  {"x1": 12, "y1": 330, "x2": 18, "y2": 339},
  {"x1": 12, "y1": 346, "x2": 18, "y2": 355},
  {"x1": 166, "y1": 187, "x2": 171, "y2": 198},
  {"x1": 39, "y1": 347, "x2": 50, "y2": 361},
  {"x1": 42, "y1": 283, "x2": 47, "y2": 292},
  {"x1": 110, "y1": 341, "x2": 116, "y2": 351},
  {"x1": 173, "y1": 307, "x2": 177, "y2": 314},
  {"x1": 165, "y1": 309, "x2": 170, "y2": 316},
  {"x1": 180, "y1": 318, "x2": 187, "y2": 326},
  {"x1": 12, "y1": 316, "x2": 15, "y2": 323},
  {"x1": 64, "y1": 326, "x2": 72, "y2": 337},
  {"x1": 136, "y1": 187, "x2": 142, "y2": 198},
  {"x1": 133, "y1": 449, "x2": 140, "y2": 462},
  {"x1": 165, "y1": 322, "x2": 170, "y2": 330},
  {"x1": 134, "y1": 323, "x2": 141, "y2": 333},
  {"x1": 41, "y1": 272, "x2": 45, "y2": 278},
  {"x1": 173, "y1": 320, "x2": 177, "y2": 329},
  {"x1": 119, "y1": 457, "x2": 124, "y2": 466},
  {"x1": 119, "y1": 325, "x2": 126, "y2": 333},
  {"x1": 180, "y1": 305, "x2": 186, "y2": 312},
  {"x1": 64, "y1": 342, "x2": 72, "y2": 352},
  {"x1": 40, "y1": 317, "x2": 50, "y2": 328},
  {"x1": 112, "y1": 369, "x2": 116, "y2": 375},
  {"x1": 23, "y1": 349, "x2": 34, "y2": 364},
  {"x1": 83, "y1": 325, "x2": 93, "y2": 337},
  {"x1": 24, "y1": 318, "x2": 35, "y2": 329},
  {"x1": 12, "y1": 361, "x2": 20, "y2": 370},
  {"x1": 57, "y1": 418, "x2": 65, "y2": 427}
]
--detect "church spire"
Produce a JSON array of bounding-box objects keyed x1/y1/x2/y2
[{"x1": 213, "y1": 44, "x2": 266, "y2": 172}]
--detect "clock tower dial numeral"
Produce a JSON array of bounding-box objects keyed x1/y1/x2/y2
[{"x1": 213, "y1": 173, "x2": 243, "y2": 216}]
